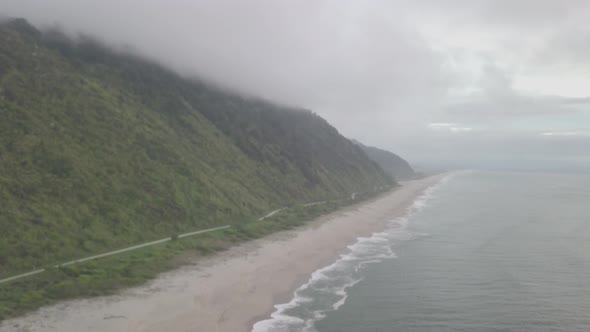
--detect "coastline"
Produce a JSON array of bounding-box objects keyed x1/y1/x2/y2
[{"x1": 0, "y1": 174, "x2": 446, "y2": 332}]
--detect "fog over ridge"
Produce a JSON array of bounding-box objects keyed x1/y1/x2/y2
[{"x1": 3, "y1": 0, "x2": 590, "y2": 170}]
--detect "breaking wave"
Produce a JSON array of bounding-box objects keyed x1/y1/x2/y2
[{"x1": 251, "y1": 174, "x2": 452, "y2": 332}]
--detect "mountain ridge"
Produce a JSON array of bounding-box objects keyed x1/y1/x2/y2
[
  {"x1": 0, "y1": 18, "x2": 396, "y2": 318},
  {"x1": 353, "y1": 140, "x2": 415, "y2": 180},
  {"x1": 0, "y1": 18, "x2": 392, "y2": 278}
]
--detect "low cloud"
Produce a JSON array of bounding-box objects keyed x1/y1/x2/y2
[
  {"x1": 541, "y1": 131, "x2": 590, "y2": 137},
  {"x1": 428, "y1": 123, "x2": 473, "y2": 134},
  {"x1": 2, "y1": 0, "x2": 589, "y2": 170}
]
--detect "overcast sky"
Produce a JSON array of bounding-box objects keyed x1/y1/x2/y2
[{"x1": 3, "y1": 0, "x2": 590, "y2": 170}]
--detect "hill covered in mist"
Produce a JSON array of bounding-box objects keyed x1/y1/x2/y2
[
  {"x1": 353, "y1": 140, "x2": 415, "y2": 180},
  {"x1": 0, "y1": 17, "x2": 393, "y2": 273}
]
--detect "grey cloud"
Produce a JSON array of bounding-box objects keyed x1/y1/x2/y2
[
  {"x1": 2, "y1": 0, "x2": 589, "y2": 170},
  {"x1": 2, "y1": 0, "x2": 454, "y2": 148},
  {"x1": 2, "y1": 0, "x2": 448, "y2": 114},
  {"x1": 440, "y1": 60, "x2": 589, "y2": 121},
  {"x1": 417, "y1": 0, "x2": 588, "y2": 27},
  {"x1": 533, "y1": 29, "x2": 590, "y2": 67},
  {"x1": 446, "y1": 94, "x2": 589, "y2": 119},
  {"x1": 558, "y1": 96, "x2": 590, "y2": 105}
]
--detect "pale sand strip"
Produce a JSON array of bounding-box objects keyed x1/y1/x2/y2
[{"x1": 0, "y1": 174, "x2": 445, "y2": 332}]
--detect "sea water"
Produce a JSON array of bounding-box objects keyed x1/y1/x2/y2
[{"x1": 252, "y1": 171, "x2": 590, "y2": 332}]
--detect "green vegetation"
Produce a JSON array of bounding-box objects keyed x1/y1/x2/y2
[
  {"x1": 0, "y1": 18, "x2": 393, "y2": 319},
  {"x1": 0, "y1": 189, "x2": 389, "y2": 320}
]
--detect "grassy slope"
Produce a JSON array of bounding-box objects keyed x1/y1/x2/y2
[
  {"x1": 0, "y1": 19, "x2": 393, "y2": 319},
  {"x1": 1, "y1": 22, "x2": 279, "y2": 273}
]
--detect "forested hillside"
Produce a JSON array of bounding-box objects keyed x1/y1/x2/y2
[
  {"x1": 0, "y1": 18, "x2": 392, "y2": 280},
  {"x1": 354, "y1": 140, "x2": 415, "y2": 180}
]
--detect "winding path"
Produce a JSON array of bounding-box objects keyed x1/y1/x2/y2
[
  {"x1": 0, "y1": 225, "x2": 230, "y2": 285},
  {"x1": 1, "y1": 188, "x2": 384, "y2": 285}
]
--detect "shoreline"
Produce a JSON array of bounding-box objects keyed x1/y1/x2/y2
[{"x1": 0, "y1": 174, "x2": 446, "y2": 332}]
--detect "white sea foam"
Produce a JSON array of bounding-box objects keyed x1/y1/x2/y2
[{"x1": 251, "y1": 175, "x2": 452, "y2": 332}]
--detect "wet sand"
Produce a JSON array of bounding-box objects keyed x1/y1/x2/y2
[{"x1": 0, "y1": 175, "x2": 445, "y2": 332}]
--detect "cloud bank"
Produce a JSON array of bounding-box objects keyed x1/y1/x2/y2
[{"x1": 2, "y1": 0, "x2": 589, "y2": 170}]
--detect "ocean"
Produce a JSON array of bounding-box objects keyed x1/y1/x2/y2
[{"x1": 252, "y1": 170, "x2": 590, "y2": 332}]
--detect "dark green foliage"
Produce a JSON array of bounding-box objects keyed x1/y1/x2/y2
[{"x1": 0, "y1": 19, "x2": 393, "y2": 319}]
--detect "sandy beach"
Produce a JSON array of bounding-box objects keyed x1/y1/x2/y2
[{"x1": 0, "y1": 174, "x2": 445, "y2": 332}]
